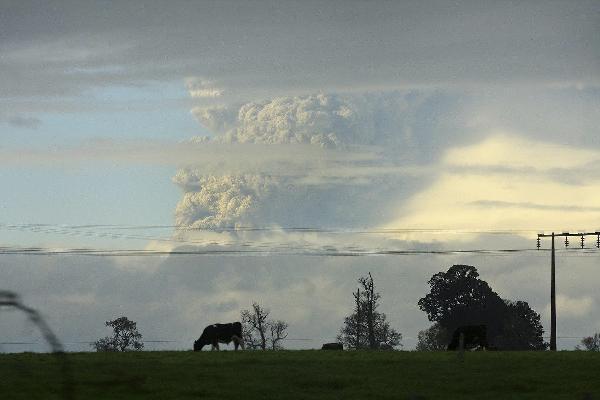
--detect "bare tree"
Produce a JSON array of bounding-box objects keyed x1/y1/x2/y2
[
  {"x1": 241, "y1": 302, "x2": 270, "y2": 350},
  {"x1": 241, "y1": 302, "x2": 289, "y2": 350},
  {"x1": 92, "y1": 316, "x2": 143, "y2": 352},
  {"x1": 360, "y1": 272, "x2": 377, "y2": 349},
  {"x1": 269, "y1": 320, "x2": 289, "y2": 350}
]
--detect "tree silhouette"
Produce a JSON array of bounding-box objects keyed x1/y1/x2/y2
[
  {"x1": 92, "y1": 316, "x2": 143, "y2": 352},
  {"x1": 269, "y1": 320, "x2": 289, "y2": 350},
  {"x1": 577, "y1": 333, "x2": 600, "y2": 351},
  {"x1": 418, "y1": 265, "x2": 546, "y2": 350},
  {"x1": 241, "y1": 302, "x2": 289, "y2": 350},
  {"x1": 495, "y1": 300, "x2": 546, "y2": 350},
  {"x1": 416, "y1": 323, "x2": 449, "y2": 351},
  {"x1": 338, "y1": 273, "x2": 402, "y2": 349}
]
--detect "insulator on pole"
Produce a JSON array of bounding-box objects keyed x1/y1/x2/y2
[
  {"x1": 597, "y1": 233, "x2": 599, "y2": 248},
  {"x1": 564, "y1": 236, "x2": 569, "y2": 247},
  {"x1": 537, "y1": 237, "x2": 541, "y2": 249},
  {"x1": 581, "y1": 235, "x2": 585, "y2": 249}
]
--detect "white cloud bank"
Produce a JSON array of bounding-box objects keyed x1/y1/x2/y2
[{"x1": 386, "y1": 135, "x2": 600, "y2": 241}]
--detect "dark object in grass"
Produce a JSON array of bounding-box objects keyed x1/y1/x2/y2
[
  {"x1": 447, "y1": 325, "x2": 488, "y2": 351},
  {"x1": 194, "y1": 322, "x2": 245, "y2": 351},
  {"x1": 322, "y1": 343, "x2": 343, "y2": 350}
]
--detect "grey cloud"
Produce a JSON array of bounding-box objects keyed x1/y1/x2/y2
[
  {"x1": 448, "y1": 162, "x2": 600, "y2": 186},
  {"x1": 0, "y1": 139, "x2": 380, "y2": 174},
  {"x1": 1, "y1": 1, "x2": 598, "y2": 110},
  {"x1": 463, "y1": 87, "x2": 600, "y2": 150},
  {"x1": 4, "y1": 115, "x2": 42, "y2": 129}
]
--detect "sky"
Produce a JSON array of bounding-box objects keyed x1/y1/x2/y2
[{"x1": 1, "y1": 0, "x2": 599, "y2": 352}]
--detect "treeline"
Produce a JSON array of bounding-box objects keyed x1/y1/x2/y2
[{"x1": 91, "y1": 264, "x2": 599, "y2": 352}]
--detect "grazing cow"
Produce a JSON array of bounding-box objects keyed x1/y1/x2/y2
[
  {"x1": 194, "y1": 322, "x2": 245, "y2": 351},
  {"x1": 321, "y1": 342, "x2": 343, "y2": 350},
  {"x1": 447, "y1": 325, "x2": 488, "y2": 351}
]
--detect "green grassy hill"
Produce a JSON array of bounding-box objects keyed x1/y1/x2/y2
[{"x1": 1, "y1": 351, "x2": 599, "y2": 400}]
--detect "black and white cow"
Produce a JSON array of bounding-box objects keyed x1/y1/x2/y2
[
  {"x1": 194, "y1": 322, "x2": 245, "y2": 351},
  {"x1": 447, "y1": 325, "x2": 488, "y2": 351}
]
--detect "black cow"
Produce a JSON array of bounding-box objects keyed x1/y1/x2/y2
[
  {"x1": 447, "y1": 325, "x2": 488, "y2": 350},
  {"x1": 194, "y1": 322, "x2": 245, "y2": 351},
  {"x1": 321, "y1": 342, "x2": 343, "y2": 350}
]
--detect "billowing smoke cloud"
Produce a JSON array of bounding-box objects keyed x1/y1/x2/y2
[
  {"x1": 178, "y1": 92, "x2": 435, "y2": 231},
  {"x1": 191, "y1": 92, "x2": 431, "y2": 150},
  {"x1": 173, "y1": 174, "x2": 280, "y2": 229},
  {"x1": 190, "y1": 106, "x2": 238, "y2": 135},
  {"x1": 223, "y1": 95, "x2": 351, "y2": 147}
]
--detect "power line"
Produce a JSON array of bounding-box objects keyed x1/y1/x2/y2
[
  {"x1": 0, "y1": 245, "x2": 598, "y2": 257},
  {"x1": 3, "y1": 222, "x2": 599, "y2": 257}
]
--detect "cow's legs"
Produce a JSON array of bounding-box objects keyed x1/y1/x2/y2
[
  {"x1": 232, "y1": 335, "x2": 244, "y2": 350},
  {"x1": 232, "y1": 335, "x2": 246, "y2": 350}
]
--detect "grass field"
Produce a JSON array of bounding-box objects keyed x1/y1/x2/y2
[{"x1": 1, "y1": 350, "x2": 599, "y2": 400}]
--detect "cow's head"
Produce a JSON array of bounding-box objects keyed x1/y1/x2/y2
[{"x1": 193, "y1": 337, "x2": 207, "y2": 351}]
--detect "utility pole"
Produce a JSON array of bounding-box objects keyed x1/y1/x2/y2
[{"x1": 537, "y1": 231, "x2": 600, "y2": 351}]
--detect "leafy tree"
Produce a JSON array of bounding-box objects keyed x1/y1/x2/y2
[
  {"x1": 338, "y1": 273, "x2": 402, "y2": 349},
  {"x1": 418, "y1": 265, "x2": 506, "y2": 336},
  {"x1": 416, "y1": 323, "x2": 449, "y2": 351},
  {"x1": 92, "y1": 316, "x2": 143, "y2": 352},
  {"x1": 418, "y1": 264, "x2": 546, "y2": 350},
  {"x1": 495, "y1": 300, "x2": 546, "y2": 350},
  {"x1": 576, "y1": 333, "x2": 600, "y2": 351},
  {"x1": 241, "y1": 302, "x2": 288, "y2": 350}
]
